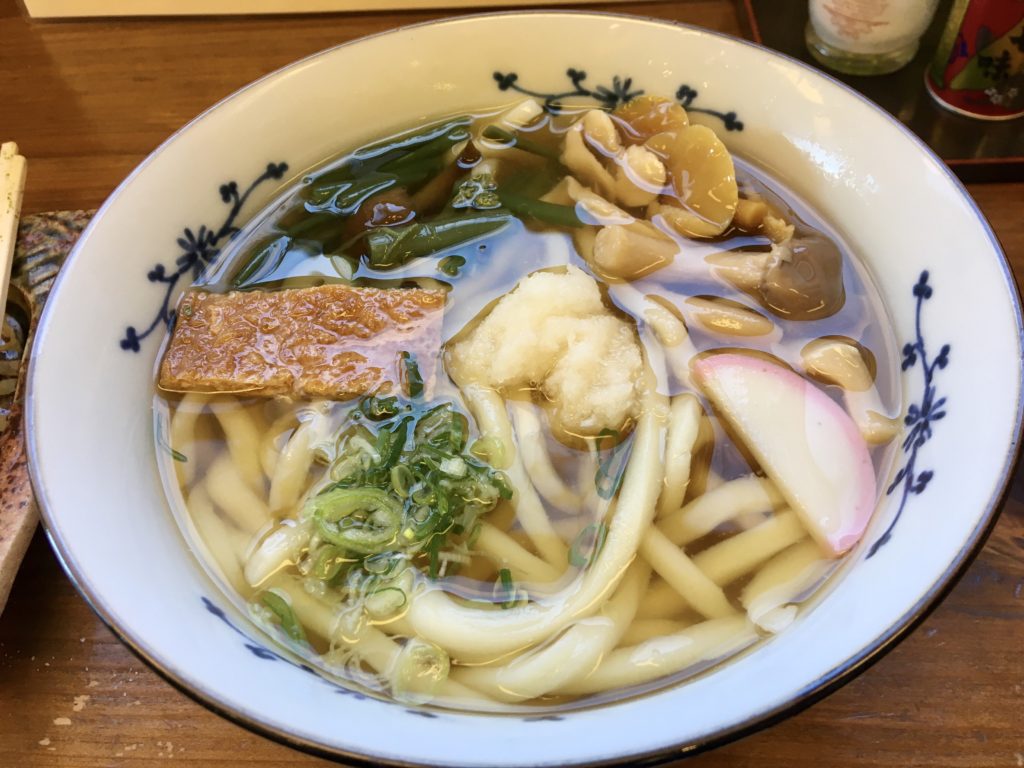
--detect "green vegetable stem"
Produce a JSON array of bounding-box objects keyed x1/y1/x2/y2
[
  {"x1": 365, "y1": 213, "x2": 511, "y2": 268},
  {"x1": 497, "y1": 189, "x2": 582, "y2": 228},
  {"x1": 310, "y1": 116, "x2": 472, "y2": 189},
  {"x1": 400, "y1": 351, "x2": 424, "y2": 398},
  {"x1": 481, "y1": 125, "x2": 560, "y2": 160}
]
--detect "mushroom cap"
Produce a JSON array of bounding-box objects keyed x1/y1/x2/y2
[
  {"x1": 758, "y1": 235, "x2": 846, "y2": 321},
  {"x1": 561, "y1": 125, "x2": 617, "y2": 200},
  {"x1": 647, "y1": 125, "x2": 738, "y2": 238},
  {"x1": 582, "y1": 109, "x2": 622, "y2": 155},
  {"x1": 801, "y1": 337, "x2": 877, "y2": 391},
  {"x1": 613, "y1": 95, "x2": 689, "y2": 144},
  {"x1": 613, "y1": 145, "x2": 667, "y2": 207}
]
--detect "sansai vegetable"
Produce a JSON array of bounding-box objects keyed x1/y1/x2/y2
[
  {"x1": 481, "y1": 125, "x2": 560, "y2": 160},
  {"x1": 224, "y1": 116, "x2": 587, "y2": 281},
  {"x1": 497, "y1": 189, "x2": 582, "y2": 229},
  {"x1": 306, "y1": 116, "x2": 473, "y2": 202},
  {"x1": 365, "y1": 213, "x2": 511, "y2": 269}
]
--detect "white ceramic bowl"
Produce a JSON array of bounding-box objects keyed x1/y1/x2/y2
[{"x1": 27, "y1": 12, "x2": 1023, "y2": 767}]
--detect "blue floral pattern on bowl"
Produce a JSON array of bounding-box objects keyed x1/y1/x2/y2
[
  {"x1": 868, "y1": 270, "x2": 948, "y2": 558},
  {"x1": 493, "y1": 68, "x2": 744, "y2": 130},
  {"x1": 119, "y1": 162, "x2": 288, "y2": 353}
]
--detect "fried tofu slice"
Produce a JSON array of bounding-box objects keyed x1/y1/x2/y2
[{"x1": 158, "y1": 285, "x2": 445, "y2": 400}]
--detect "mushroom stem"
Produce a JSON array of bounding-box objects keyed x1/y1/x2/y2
[
  {"x1": 801, "y1": 338, "x2": 900, "y2": 445},
  {"x1": 613, "y1": 145, "x2": 666, "y2": 207},
  {"x1": 592, "y1": 223, "x2": 678, "y2": 281},
  {"x1": 684, "y1": 296, "x2": 775, "y2": 338}
]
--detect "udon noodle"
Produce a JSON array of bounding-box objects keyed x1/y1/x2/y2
[{"x1": 155, "y1": 96, "x2": 901, "y2": 711}]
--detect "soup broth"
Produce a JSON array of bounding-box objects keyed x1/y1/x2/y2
[{"x1": 156, "y1": 98, "x2": 901, "y2": 711}]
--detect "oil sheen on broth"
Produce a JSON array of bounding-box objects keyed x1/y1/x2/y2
[{"x1": 155, "y1": 97, "x2": 902, "y2": 712}]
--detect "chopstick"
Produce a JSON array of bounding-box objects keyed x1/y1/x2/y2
[{"x1": 0, "y1": 143, "x2": 27, "y2": 317}]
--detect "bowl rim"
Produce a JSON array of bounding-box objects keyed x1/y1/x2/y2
[{"x1": 25, "y1": 8, "x2": 1024, "y2": 767}]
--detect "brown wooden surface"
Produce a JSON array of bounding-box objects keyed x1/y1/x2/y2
[{"x1": 1, "y1": 1, "x2": 1022, "y2": 765}]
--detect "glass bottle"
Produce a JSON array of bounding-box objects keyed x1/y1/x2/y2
[{"x1": 806, "y1": 0, "x2": 943, "y2": 75}]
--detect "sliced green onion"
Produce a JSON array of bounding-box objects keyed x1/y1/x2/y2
[
  {"x1": 439, "y1": 456, "x2": 467, "y2": 478},
  {"x1": 427, "y1": 535, "x2": 443, "y2": 579},
  {"x1": 300, "y1": 394, "x2": 513, "y2": 600},
  {"x1": 595, "y1": 429, "x2": 633, "y2": 500},
  {"x1": 260, "y1": 591, "x2": 307, "y2": 643},
  {"x1": 375, "y1": 417, "x2": 411, "y2": 469},
  {"x1": 155, "y1": 419, "x2": 187, "y2": 463},
  {"x1": 449, "y1": 412, "x2": 466, "y2": 453},
  {"x1": 400, "y1": 351, "x2": 424, "y2": 398},
  {"x1": 496, "y1": 567, "x2": 519, "y2": 609},
  {"x1": 438, "y1": 254, "x2": 466, "y2": 276},
  {"x1": 469, "y1": 436, "x2": 506, "y2": 468},
  {"x1": 390, "y1": 464, "x2": 414, "y2": 498},
  {"x1": 402, "y1": 507, "x2": 432, "y2": 547},
  {"x1": 330, "y1": 452, "x2": 367, "y2": 482},
  {"x1": 308, "y1": 487, "x2": 403, "y2": 555},
  {"x1": 311, "y1": 545, "x2": 351, "y2": 581},
  {"x1": 492, "y1": 471, "x2": 514, "y2": 501},
  {"x1": 568, "y1": 522, "x2": 609, "y2": 568},
  {"x1": 363, "y1": 552, "x2": 402, "y2": 576},
  {"x1": 360, "y1": 395, "x2": 400, "y2": 421},
  {"x1": 330, "y1": 255, "x2": 355, "y2": 280},
  {"x1": 364, "y1": 586, "x2": 409, "y2": 619},
  {"x1": 465, "y1": 521, "x2": 483, "y2": 547},
  {"x1": 415, "y1": 403, "x2": 468, "y2": 452},
  {"x1": 391, "y1": 638, "x2": 450, "y2": 704}
]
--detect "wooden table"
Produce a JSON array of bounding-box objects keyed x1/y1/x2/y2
[{"x1": 1, "y1": 1, "x2": 1022, "y2": 765}]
